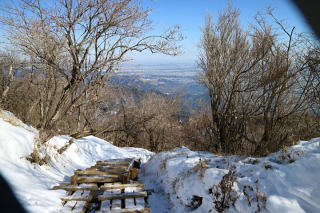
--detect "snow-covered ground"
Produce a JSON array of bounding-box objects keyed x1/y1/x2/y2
[
  {"x1": 142, "y1": 143, "x2": 320, "y2": 213},
  {"x1": 0, "y1": 110, "x2": 152, "y2": 212},
  {"x1": 1, "y1": 110, "x2": 320, "y2": 213}
]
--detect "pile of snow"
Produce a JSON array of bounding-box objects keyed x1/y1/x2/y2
[
  {"x1": 0, "y1": 110, "x2": 153, "y2": 213},
  {"x1": 142, "y1": 141, "x2": 320, "y2": 212}
]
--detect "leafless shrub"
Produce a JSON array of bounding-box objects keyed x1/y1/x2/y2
[
  {"x1": 209, "y1": 169, "x2": 238, "y2": 213},
  {"x1": 197, "y1": 4, "x2": 320, "y2": 156},
  {"x1": 186, "y1": 158, "x2": 209, "y2": 179},
  {"x1": 243, "y1": 184, "x2": 267, "y2": 212}
]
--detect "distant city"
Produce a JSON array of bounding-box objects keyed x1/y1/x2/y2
[{"x1": 109, "y1": 63, "x2": 210, "y2": 108}]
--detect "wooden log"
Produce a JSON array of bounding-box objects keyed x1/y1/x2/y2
[
  {"x1": 71, "y1": 175, "x2": 78, "y2": 185},
  {"x1": 52, "y1": 183, "x2": 98, "y2": 191},
  {"x1": 129, "y1": 168, "x2": 138, "y2": 181},
  {"x1": 81, "y1": 167, "x2": 128, "y2": 176},
  {"x1": 97, "y1": 161, "x2": 131, "y2": 166},
  {"x1": 98, "y1": 191, "x2": 147, "y2": 201},
  {"x1": 76, "y1": 175, "x2": 117, "y2": 184},
  {"x1": 97, "y1": 158, "x2": 133, "y2": 164},
  {"x1": 120, "y1": 172, "x2": 129, "y2": 184},
  {"x1": 74, "y1": 169, "x2": 119, "y2": 177},
  {"x1": 101, "y1": 183, "x2": 144, "y2": 191},
  {"x1": 91, "y1": 165, "x2": 129, "y2": 170}
]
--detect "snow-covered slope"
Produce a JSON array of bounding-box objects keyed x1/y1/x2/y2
[
  {"x1": 0, "y1": 110, "x2": 153, "y2": 213},
  {"x1": 142, "y1": 141, "x2": 320, "y2": 213},
  {"x1": 1, "y1": 110, "x2": 320, "y2": 213}
]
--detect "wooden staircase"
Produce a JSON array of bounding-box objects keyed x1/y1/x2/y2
[{"x1": 52, "y1": 158, "x2": 150, "y2": 213}]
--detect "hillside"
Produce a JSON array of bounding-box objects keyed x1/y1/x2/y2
[{"x1": 0, "y1": 110, "x2": 320, "y2": 213}]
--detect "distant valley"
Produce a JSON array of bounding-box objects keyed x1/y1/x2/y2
[{"x1": 109, "y1": 63, "x2": 210, "y2": 108}]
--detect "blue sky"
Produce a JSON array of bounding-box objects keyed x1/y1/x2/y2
[{"x1": 130, "y1": 0, "x2": 313, "y2": 65}]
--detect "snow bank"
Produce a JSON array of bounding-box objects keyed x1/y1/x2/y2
[
  {"x1": 142, "y1": 141, "x2": 320, "y2": 213},
  {"x1": 0, "y1": 110, "x2": 153, "y2": 213}
]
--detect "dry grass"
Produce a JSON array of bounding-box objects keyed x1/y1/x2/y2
[{"x1": 0, "y1": 110, "x2": 25, "y2": 127}]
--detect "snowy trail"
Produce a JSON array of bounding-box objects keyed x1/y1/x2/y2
[
  {"x1": 140, "y1": 170, "x2": 171, "y2": 213},
  {"x1": 0, "y1": 111, "x2": 153, "y2": 213},
  {"x1": 1, "y1": 110, "x2": 320, "y2": 213}
]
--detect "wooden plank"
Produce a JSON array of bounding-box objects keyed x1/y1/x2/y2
[
  {"x1": 81, "y1": 167, "x2": 127, "y2": 176},
  {"x1": 97, "y1": 161, "x2": 131, "y2": 166},
  {"x1": 77, "y1": 173, "x2": 119, "y2": 178},
  {"x1": 129, "y1": 168, "x2": 139, "y2": 181},
  {"x1": 91, "y1": 165, "x2": 129, "y2": 170},
  {"x1": 120, "y1": 172, "x2": 129, "y2": 184},
  {"x1": 100, "y1": 188, "x2": 122, "y2": 211},
  {"x1": 60, "y1": 201, "x2": 88, "y2": 213},
  {"x1": 61, "y1": 190, "x2": 94, "y2": 202},
  {"x1": 76, "y1": 176, "x2": 117, "y2": 184},
  {"x1": 101, "y1": 183, "x2": 144, "y2": 191},
  {"x1": 111, "y1": 199, "x2": 122, "y2": 210},
  {"x1": 75, "y1": 169, "x2": 119, "y2": 177},
  {"x1": 98, "y1": 191, "x2": 147, "y2": 201},
  {"x1": 97, "y1": 158, "x2": 133, "y2": 164},
  {"x1": 52, "y1": 183, "x2": 98, "y2": 191},
  {"x1": 111, "y1": 189, "x2": 122, "y2": 210}
]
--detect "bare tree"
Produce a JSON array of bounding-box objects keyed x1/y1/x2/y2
[
  {"x1": 137, "y1": 93, "x2": 181, "y2": 151},
  {"x1": 197, "y1": 5, "x2": 317, "y2": 155},
  {"x1": 0, "y1": 50, "x2": 25, "y2": 103},
  {"x1": 248, "y1": 9, "x2": 315, "y2": 155},
  {"x1": 0, "y1": 0, "x2": 182, "y2": 142},
  {"x1": 197, "y1": 5, "x2": 268, "y2": 154}
]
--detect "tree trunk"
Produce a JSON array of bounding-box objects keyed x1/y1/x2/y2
[{"x1": 1, "y1": 64, "x2": 13, "y2": 100}]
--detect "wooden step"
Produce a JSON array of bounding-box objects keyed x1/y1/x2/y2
[
  {"x1": 96, "y1": 162, "x2": 131, "y2": 167},
  {"x1": 91, "y1": 165, "x2": 129, "y2": 170},
  {"x1": 76, "y1": 175, "x2": 118, "y2": 184},
  {"x1": 57, "y1": 159, "x2": 148, "y2": 212},
  {"x1": 101, "y1": 183, "x2": 144, "y2": 191},
  {"x1": 75, "y1": 169, "x2": 119, "y2": 177},
  {"x1": 97, "y1": 158, "x2": 133, "y2": 164},
  {"x1": 61, "y1": 190, "x2": 94, "y2": 202},
  {"x1": 99, "y1": 189, "x2": 121, "y2": 211},
  {"x1": 99, "y1": 196, "x2": 150, "y2": 213},
  {"x1": 52, "y1": 183, "x2": 98, "y2": 191},
  {"x1": 98, "y1": 191, "x2": 147, "y2": 201},
  {"x1": 60, "y1": 201, "x2": 89, "y2": 213}
]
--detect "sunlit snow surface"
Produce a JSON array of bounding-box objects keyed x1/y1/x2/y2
[
  {"x1": 0, "y1": 111, "x2": 152, "y2": 213},
  {"x1": 1, "y1": 110, "x2": 320, "y2": 213},
  {"x1": 142, "y1": 142, "x2": 320, "y2": 212}
]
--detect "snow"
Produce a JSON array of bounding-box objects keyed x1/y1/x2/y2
[
  {"x1": 0, "y1": 110, "x2": 153, "y2": 213},
  {"x1": 142, "y1": 142, "x2": 320, "y2": 213},
  {"x1": 1, "y1": 110, "x2": 320, "y2": 213}
]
